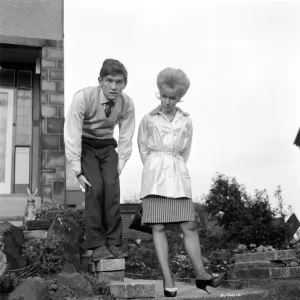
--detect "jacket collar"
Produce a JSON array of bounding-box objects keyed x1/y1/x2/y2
[{"x1": 149, "y1": 105, "x2": 190, "y2": 117}]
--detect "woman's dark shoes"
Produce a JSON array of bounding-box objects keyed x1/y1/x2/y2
[
  {"x1": 196, "y1": 272, "x2": 225, "y2": 294},
  {"x1": 163, "y1": 288, "x2": 177, "y2": 297}
]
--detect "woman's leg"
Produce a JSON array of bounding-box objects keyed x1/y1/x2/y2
[
  {"x1": 180, "y1": 221, "x2": 212, "y2": 280},
  {"x1": 152, "y1": 224, "x2": 175, "y2": 288}
]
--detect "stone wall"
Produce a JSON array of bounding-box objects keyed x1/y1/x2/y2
[{"x1": 40, "y1": 40, "x2": 65, "y2": 204}]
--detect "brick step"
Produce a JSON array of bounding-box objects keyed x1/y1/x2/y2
[
  {"x1": 108, "y1": 279, "x2": 271, "y2": 300},
  {"x1": 24, "y1": 230, "x2": 47, "y2": 240},
  {"x1": 109, "y1": 282, "x2": 155, "y2": 299},
  {"x1": 231, "y1": 266, "x2": 300, "y2": 279},
  {"x1": 235, "y1": 250, "x2": 295, "y2": 263}
]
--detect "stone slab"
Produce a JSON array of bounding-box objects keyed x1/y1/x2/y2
[
  {"x1": 233, "y1": 266, "x2": 300, "y2": 279},
  {"x1": 234, "y1": 261, "x2": 271, "y2": 269},
  {"x1": 110, "y1": 282, "x2": 155, "y2": 298},
  {"x1": 98, "y1": 270, "x2": 124, "y2": 282},
  {"x1": 81, "y1": 253, "x2": 92, "y2": 273},
  {"x1": 25, "y1": 219, "x2": 52, "y2": 230},
  {"x1": 90, "y1": 258, "x2": 125, "y2": 272},
  {"x1": 235, "y1": 250, "x2": 295, "y2": 263},
  {"x1": 23, "y1": 230, "x2": 47, "y2": 241}
]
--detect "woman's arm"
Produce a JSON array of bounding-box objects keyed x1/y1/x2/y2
[
  {"x1": 181, "y1": 119, "x2": 193, "y2": 164},
  {"x1": 137, "y1": 116, "x2": 150, "y2": 164}
]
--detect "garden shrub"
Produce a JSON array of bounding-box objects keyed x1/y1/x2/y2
[
  {"x1": 35, "y1": 205, "x2": 86, "y2": 254},
  {"x1": 35, "y1": 205, "x2": 85, "y2": 230},
  {"x1": 84, "y1": 273, "x2": 113, "y2": 297},
  {"x1": 0, "y1": 272, "x2": 19, "y2": 294},
  {"x1": 23, "y1": 236, "x2": 65, "y2": 274},
  {"x1": 205, "y1": 173, "x2": 289, "y2": 248}
]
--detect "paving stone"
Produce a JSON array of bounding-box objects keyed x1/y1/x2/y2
[
  {"x1": 90, "y1": 258, "x2": 125, "y2": 272},
  {"x1": 235, "y1": 250, "x2": 295, "y2": 263},
  {"x1": 110, "y1": 282, "x2": 155, "y2": 298}
]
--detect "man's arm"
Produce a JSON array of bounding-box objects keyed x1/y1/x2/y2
[
  {"x1": 117, "y1": 99, "x2": 135, "y2": 174},
  {"x1": 64, "y1": 90, "x2": 86, "y2": 175}
]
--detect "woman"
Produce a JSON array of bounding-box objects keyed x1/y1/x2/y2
[{"x1": 138, "y1": 68, "x2": 224, "y2": 296}]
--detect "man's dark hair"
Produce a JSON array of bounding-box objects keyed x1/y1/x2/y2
[{"x1": 99, "y1": 59, "x2": 128, "y2": 84}]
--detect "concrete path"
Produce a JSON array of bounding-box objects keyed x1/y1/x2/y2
[{"x1": 123, "y1": 278, "x2": 270, "y2": 299}]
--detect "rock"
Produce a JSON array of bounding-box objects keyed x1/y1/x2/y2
[
  {"x1": 57, "y1": 272, "x2": 93, "y2": 296},
  {"x1": 0, "y1": 222, "x2": 26, "y2": 270},
  {"x1": 46, "y1": 217, "x2": 83, "y2": 272},
  {"x1": 8, "y1": 277, "x2": 49, "y2": 300},
  {"x1": 50, "y1": 284, "x2": 58, "y2": 291},
  {"x1": 61, "y1": 262, "x2": 77, "y2": 273},
  {"x1": 0, "y1": 231, "x2": 8, "y2": 279},
  {"x1": 289, "y1": 261, "x2": 299, "y2": 267}
]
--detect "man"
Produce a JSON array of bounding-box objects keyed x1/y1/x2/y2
[{"x1": 64, "y1": 59, "x2": 135, "y2": 261}]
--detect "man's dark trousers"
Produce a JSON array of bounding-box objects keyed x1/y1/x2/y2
[{"x1": 81, "y1": 136, "x2": 122, "y2": 250}]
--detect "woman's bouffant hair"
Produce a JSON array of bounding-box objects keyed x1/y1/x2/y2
[
  {"x1": 157, "y1": 68, "x2": 190, "y2": 98},
  {"x1": 99, "y1": 59, "x2": 128, "y2": 84}
]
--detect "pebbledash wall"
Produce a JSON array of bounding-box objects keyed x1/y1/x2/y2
[{"x1": 0, "y1": 0, "x2": 65, "y2": 204}]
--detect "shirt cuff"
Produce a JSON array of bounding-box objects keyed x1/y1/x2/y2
[
  {"x1": 71, "y1": 160, "x2": 82, "y2": 175},
  {"x1": 118, "y1": 158, "x2": 127, "y2": 172}
]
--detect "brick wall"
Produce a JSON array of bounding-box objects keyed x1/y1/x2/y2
[{"x1": 40, "y1": 40, "x2": 65, "y2": 204}]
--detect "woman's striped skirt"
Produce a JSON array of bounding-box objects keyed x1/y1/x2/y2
[{"x1": 141, "y1": 195, "x2": 195, "y2": 224}]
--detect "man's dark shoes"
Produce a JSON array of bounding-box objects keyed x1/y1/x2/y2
[
  {"x1": 108, "y1": 245, "x2": 129, "y2": 259},
  {"x1": 91, "y1": 246, "x2": 114, "y2": 261}
]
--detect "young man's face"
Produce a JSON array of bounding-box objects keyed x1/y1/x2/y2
[{"x1": 98, "y1": 74, "x2": 126, "y2": 101}]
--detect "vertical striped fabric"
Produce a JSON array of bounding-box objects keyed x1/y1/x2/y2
[{"x1": 141, "y1": 195, "x2": 195, "y2": 224}]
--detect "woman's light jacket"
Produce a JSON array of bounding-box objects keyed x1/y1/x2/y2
[{"x1": 138, "y1": 105, "x2": 193, "y2": 199}]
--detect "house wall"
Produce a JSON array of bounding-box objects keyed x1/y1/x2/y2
[
  {"x1": 0, "y1": 0, "x2": 65, "y2": 204},
  {"x1": 0, "y1": 0, "x2": 63, "y2": 41},
  {"x1": 40, "y1": 43, "x2": 66, "y2": 204}
]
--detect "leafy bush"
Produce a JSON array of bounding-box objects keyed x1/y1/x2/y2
[
  {"x1": 0, "y1": 272, "x2": 19, "y2": 294},
  {"x1": 23, "y1": 236, "x2": 65, "y2": 274},
  {"x1": 36, "y1": 205, "x2": 85, "y2": 230},
  {"x1": 205, "y1": 173, "x2": 289, "y2": 248},
  {"x1": 84, "y1": 273, "x2": 113, "y2": 297},
  {"x1": 35, "y1": 205, "x2": 86, "y2": 254}
]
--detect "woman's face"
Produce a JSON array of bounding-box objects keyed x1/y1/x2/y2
[{"x1": 159, "y1": 86, "x2": 180, "y2": 114}]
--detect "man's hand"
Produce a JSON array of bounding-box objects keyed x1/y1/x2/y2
[{"x1": 77, "y1": 174, "x2": 91, "y2": 191}]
